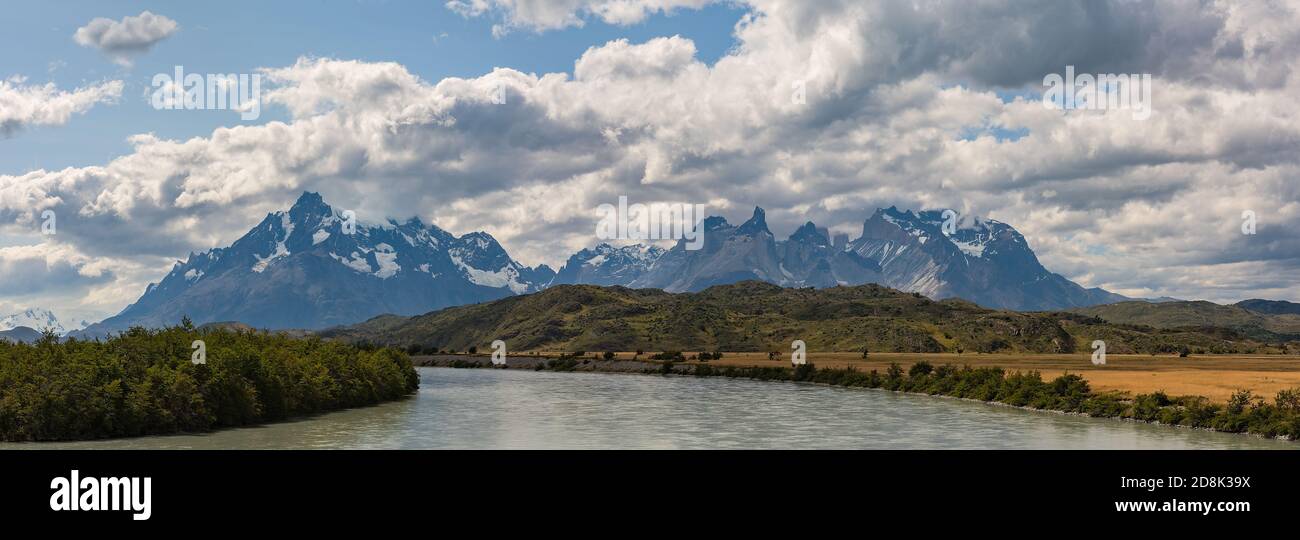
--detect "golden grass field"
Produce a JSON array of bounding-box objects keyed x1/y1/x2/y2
[{"x1": 588, "y1": 351, "x2": 1300, "y2": 403}]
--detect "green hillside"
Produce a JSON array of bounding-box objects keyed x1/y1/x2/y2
[
  {"x1": 323, "y1": 282, "x2": 1290, "y2": 355},
  {"x1": 1237, "y1": 299, "x2": 1300, "y2": 316},
  {"x1": 1070, "y1": 301, "x2": 1300, "y2": 342}
]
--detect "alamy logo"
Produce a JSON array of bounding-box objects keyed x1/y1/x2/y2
[
  {"x1": 341, "y1": 210, "x2": 357, "y2": 235},
  {"x1": 41, "y1": 209, "x2": 56, "y2": 235},
  {"x1": 1091, "y1": 340, "x2": 1107, "y2": 366},
  {"x1": 791, "y1": 340, "x2": 807, "y2": 366},
  {"x1": 1043, "y1": 66, "x2": 1151, "y2": 120},
  {"x1": 596, "y1": 196, "x2": 705, "y2": 250},
  {"x1": 941, "y1": 209, "x2": 958, "y2": 236},
  {"x1": 50, "y1": 470, "x2": 152, "y2": 521},
  {"x1": 491, "y1": 340, "x2": 507, "y2": 366},
  {"x1": 151, "y1": 66, "x2": 261, "y2": 120}
]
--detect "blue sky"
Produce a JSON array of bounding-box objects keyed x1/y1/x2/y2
[{"x1": 0, "y1": 0, "x2": 744, "y2": 175}]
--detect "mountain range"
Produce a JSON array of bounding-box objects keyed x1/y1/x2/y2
[
  {"x1": 552, "y1": 206, "x2": 1129, "y2": 310},
  {"x1": 75, "y1": 192, "x2": 1148, "y2": 337}
]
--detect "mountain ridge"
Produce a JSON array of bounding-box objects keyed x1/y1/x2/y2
[
  {"x1": 74, "y1": 192, "x2": 555, "y2": 338},
  {"x1": 73, "y1": 191, "x2": 1227, "y2": 337}
]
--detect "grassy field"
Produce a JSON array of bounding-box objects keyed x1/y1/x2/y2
[{"x1": 557, "y1": 351, "x2": 1300, "y2": 403}]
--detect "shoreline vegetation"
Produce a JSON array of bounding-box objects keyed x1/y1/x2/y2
[
  {"x1": 0, "y1": 325, "x2": 418, "y2": 442},
  {"x1": 418, "y1": 353, "x2": 1300, "y2": 441}
]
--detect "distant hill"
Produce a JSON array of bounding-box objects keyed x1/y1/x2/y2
[
  {"x1": 322, "y1": 282, "x2": 1284, "y2": 355},
  {"x1": 1070, "y1": 301, "x2": 1300, "y2": 342},
  {"x1": 0, "y1": 326, "x2": 44, "y2": 344},
  {"x1": 1237, "y1": 299, "x2": 1300, "y2": 316}
]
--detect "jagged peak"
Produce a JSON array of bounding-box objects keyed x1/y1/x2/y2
[
  {"x1": 292, "y1": 191, "x2": 327, "y2": 209},
  {"x1": 455, "y1": 231, "x2": 504, "y2": 253},
  {"x1": 789, "y1": 221, "x2": 829, "y2": 244},
  {"x1": 459, "y1": 230, "x2": 498, "y2": 243},
  {"x1": 736, "y1": 206, "x2": 770, "y2": 235},
  {"x1": 703, "y1": 215, "x2": 730, "y2": 231}
]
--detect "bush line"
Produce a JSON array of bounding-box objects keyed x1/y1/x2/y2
[{"x1": 0, "y1": 326, "x2": 420, "y2": 442}]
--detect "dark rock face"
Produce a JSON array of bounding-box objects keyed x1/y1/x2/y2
[
  {"x1": 561, "y1": 205, "x2": 1124, "y2": 310},
  {"x1": 75, "y1": 192, "x2": 554, "y2": 337}
]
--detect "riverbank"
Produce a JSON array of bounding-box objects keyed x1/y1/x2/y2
[
  {"x1": 417, "y1": 353, "x2": 1300, "y2": 441},
  {"x1": 694, "y1": 351, "x2": 1300, "y2": 403},
  {"x1": 0, "y1": 327, "x2": 419, "y2": 442}
]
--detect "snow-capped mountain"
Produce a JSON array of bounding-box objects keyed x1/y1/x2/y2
[
  {"x1": 0, "y1": 308, "x2": 88, "y2": 335},
  {"x1": 557, "y1": 206, "x2": 1126, "y2": 310},
  {"x1": 550, "y1": 243, "x2": 666, "y2": 286},
  {"x1": 73, "y1": 195, "x2": 1128, "y2": 337},
  {"x1": 846, "y1": 207, "x2": 1127, "y2": 310},
  {"x1": 74, "y1": 192, "x2": 554, "y2": 337},
  {"x1": 615, "y1": 207, "x2": 884, "y2": 291}
]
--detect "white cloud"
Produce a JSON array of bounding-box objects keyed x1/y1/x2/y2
[
  {"x1": 5, "y1": 0, "x2": 1300, "y2": 322},
  {"x1": 446, "y1": 0, "x2": 714, "y2": 35},
  {"x1": 0, "y1": 77, "x2": 123, "y2": 137},
  {"x1": 73, "y1": 10, "x2": 179, "y2": 66}
]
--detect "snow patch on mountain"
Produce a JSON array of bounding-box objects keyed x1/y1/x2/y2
[
  {"x1": 252, "y1": 213, "x2": 293, "y2": 273},
  {"x1": 951, "y1": 239, "x2": 986, "y2": 258},
  {"x1": 373, "y1": 243, "x2": 400, "y2": 278},
  {"x1": 0, "y1": 308, "x2": 87, "y2": 335},
  {"x1": 331, "y1": 251, "x2": 373, "y2": 273},
  {"x1": 451, "y1": 254, "x2": 529, "y2": 293}
]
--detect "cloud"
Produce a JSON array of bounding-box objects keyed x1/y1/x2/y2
[
  {"x1": 0, "y1": 77, "x2": 123, "y2": 137},
  {"x1": 73, "y1": 10, "x2": 179, "y2": 66},
  {"x1": 446, "y1": 0, "x2": 715, "y2": 35},
  {"x1": 6, "y1": 0, "x2": 1300, "y2": 321},
  {"x1": 0, "y1": 239, "x2": 163, "y2": 324},
  {"x1": 0, "y1": 242, "x2": 115, "y2": 297}
]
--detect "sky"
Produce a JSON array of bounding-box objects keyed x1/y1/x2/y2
[{"x1": 1, "y1": 0, "x2": 1299, "y2": 325}]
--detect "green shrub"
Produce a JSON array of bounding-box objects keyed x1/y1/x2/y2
[
  {"x1": 908, "y1": 361, "x2": 933, "y2": 377},
  {"x1": 0, "y1": 326, "x2": 418, "y2": 441}
]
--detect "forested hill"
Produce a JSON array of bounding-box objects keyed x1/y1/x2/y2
[
  {"x1": 323, "y1": 282, "x2": 1289, "y2": 355},
  {"x1": 1069, "y1": 301, "x2": 1300, "y2": 343}
]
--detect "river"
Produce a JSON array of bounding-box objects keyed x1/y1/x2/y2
[{"x1": 5, "y1": 367, "x2": 1293, "y2": 449}]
